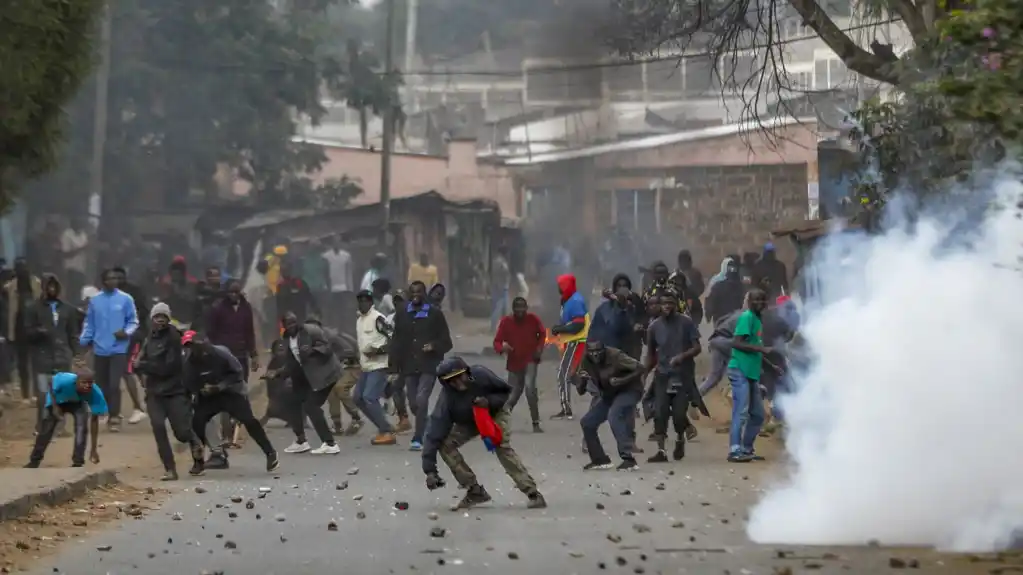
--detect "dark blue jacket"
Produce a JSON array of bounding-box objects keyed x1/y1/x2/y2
[{"x1": 588, "y1": 298, "x2": 631, "y2": 350}]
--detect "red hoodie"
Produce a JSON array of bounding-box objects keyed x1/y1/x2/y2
[{"x1": 493, "y1": 312, "x2": 546, "y2": 372}]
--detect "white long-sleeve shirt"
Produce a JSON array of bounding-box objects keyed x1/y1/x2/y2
[
  {"x1": 356, "y1": 308, "x2": 389, "y2": 372},
  {"x1": 323, "y1": 248, "x2": 353, "y2": 292}
]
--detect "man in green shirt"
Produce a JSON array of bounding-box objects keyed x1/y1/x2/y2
[{"x1": 726, "y1": 289, "x2": 773, "y2": 462}]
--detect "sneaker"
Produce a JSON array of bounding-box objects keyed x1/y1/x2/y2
[
  {"x1": 684, "y1": 424, "x2": 698, "y2": 441},
  {"x1": 344, "y1": 420, "x2": 363, "y2": 436},
  {"x1": 617, "y1": 459, "x2": 640, "y2": 471},
  {"x1": 532, "y1": 422, "x2": 544, "y2": 433},
  {"x1": 71, "y1": 462, "x2": 84, "y2": 468},
  {"x1": 647, "y1": 450, "x2": 669, "y2": 463},
  {"x1": 526, "y1": 492, "x2": 548, "y2": 509},
  {"x1": 454, "y1": 485, "x2": 492, "y2": 509},
  {"x1": 23, "y1": 461, "x2": 40, "y2": 469},
  {"x1": 206, "y1": 451, "x2": 229, "y2": 470},
  {"x1": 266, "y1": 451, "x2": 281, "y2": 472},
  {"x1": 371, "y1": 432, "x2": 397, "y2": 446},
  {"x1": 672, "y1": 440, "x2": 686, "y2": 461},
  {"x1": 284, "y1": 441, "x2": 312, "y2": 454},
  {"x1": 583, "y1": 460, "x2": 614, "y2": 471},
  {"x1": 395, "y1": 417, "x2": 412, "y2": 434},
  {"x1": 189, "y1": 459, "x2": 205, "y2": 476},
  {"x1": 127, "y1": 409, "x2": 147, "y2": 424},
  {"x1": 749, "y1": 453, "x2": 766, "y2": 461},
  {"x1": 311, "y1": 443, "x2": 341, "y2": 455},
  {"x1": 409, "y1": 440, "x2": 423, "y2": 451},
  {"x1": 107, "y1": 417, "x2": 122, "y2": 433},
  {"x1": 161, "y1": 470, "x2": 179, "y2": 481},
  {"x1": 727, "y1": 451, "x2": 754, "y2": 463},
  {"x1": 549, "y1": 410, "x2": 572, "y2": 420}
]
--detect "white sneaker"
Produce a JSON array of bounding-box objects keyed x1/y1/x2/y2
[
  {"x1": 127, "y1": 409, "x2": 147, "y2": 424},
  {"x1": 284, "y1": 442, "x2": 311, "y2": 454},
  {"x1": 310, "y1": 443, "x2": 341, "y2": 455}
]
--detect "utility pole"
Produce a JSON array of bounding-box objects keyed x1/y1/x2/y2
[
  {"x1": 403, "y1": 0, "x2": 418, "y2": 82},
  {"x1": 379, "y1": 0, "x2": 396, "y2": 250},
  {"x1": 87, "y1": 1, "x2": 112, "y2": 282}
]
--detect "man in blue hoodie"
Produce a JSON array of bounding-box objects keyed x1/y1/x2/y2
[{"x1": 80, "y1": 269, "x2": 139, "y2": 431}]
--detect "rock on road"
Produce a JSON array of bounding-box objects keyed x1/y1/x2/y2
[{"x1": 25, "y1": 354, "x2": 990, "y2": 575}]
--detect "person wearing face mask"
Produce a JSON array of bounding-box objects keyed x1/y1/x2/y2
[
  {"x1": 705, "y1": 258, "x2": 745, "y2": 324},
  {"x1": 278, "y1": 312, "x2": 343, "y2": 455},
  {"x1": 25, "y1": 275, "x2": 78, "y2": 433},
  {"x1": 644, "y1": 291, "x2": 704, "y2": 463},
  {"x1": 391, "y1": 281, "x2": 453, "y2": 451},
  {"x1": 575, "y1": 341, "x2": 646, "y2": 471},
  {"x1": 134, "y1": 303, "x2": 205, "y2": 480}
]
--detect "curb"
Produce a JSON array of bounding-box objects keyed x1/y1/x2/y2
[{"x1": 0, "y1": 469, "x2": 119, "y2": 522}]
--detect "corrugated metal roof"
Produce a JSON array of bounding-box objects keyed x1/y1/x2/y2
[
  {"x1": 499, "y1": 116, "x2": 817, "y2": 166},
  {"x1": 234, "y1": 209, "x2": 317, "y2": 230}
]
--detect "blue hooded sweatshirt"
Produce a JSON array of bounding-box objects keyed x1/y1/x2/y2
[
  {"x1": 588, "y1": 297, "x2": 631, "y2": 349},
  {"x1": 80, "y1": 289, "x2": 139, "y2": 356}
]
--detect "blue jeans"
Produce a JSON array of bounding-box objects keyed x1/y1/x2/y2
[
  {"x1": 727, "y1": 368, "x2": 765, "y2": 455},
  {"x1": 353, "y1": 369, "x2": 392, "y2": 433},
  {"x1": 490, "y1": 288, "x2": 508, "y2": 331}
]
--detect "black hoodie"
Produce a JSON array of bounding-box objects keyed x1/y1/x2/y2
[
  {"x1": 24, "y1": 274, "x2": 78, "y2": 374},
  {"x1": 610, "y1": 273, "x2": 646, "y2": 360},
  {"x1": 705, "y1": 266, "x2": 746, "y2": 323},
  {"x1": 136, "y1": 324, "x2": 185, "y2": 396},
  {"x1": 421, "y1": 365, "x2": 511, "y2": 475}
]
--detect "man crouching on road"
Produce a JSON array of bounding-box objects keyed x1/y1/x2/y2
[{"x1": 423, "y1": 357, "x2": 547, "y2": 510}]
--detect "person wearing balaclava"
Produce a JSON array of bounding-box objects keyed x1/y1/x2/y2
[
  {"x1": 752, "y1": 243, "x2": 789, "y2": 299},
  {"x1": 705, "y1": 258, "x2": 745, "y2": 324}
]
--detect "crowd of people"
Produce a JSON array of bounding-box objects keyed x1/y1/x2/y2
[{"x1": 5, "y1": 234, "x2": 797, "y2": 510}]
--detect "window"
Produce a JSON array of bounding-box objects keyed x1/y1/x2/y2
[
  {"x1": 812, "y1": 58, "x2": 851, "y2": 90},
  {"x1": 780, "y1": 18, "x2": 809, "y2": 41},
  {"x1": 613, "y1": 189, "x2": 658, "y2": 231}
]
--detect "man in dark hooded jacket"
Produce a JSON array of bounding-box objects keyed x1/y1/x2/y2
[
  {"x1": 705, "y1": 259, "x2": 745, "y2": 324},
  {"x1": 752, "y1": 243, "x2": 789, "y2": 299},
  {"x1": 671, "y1": 250, "x2": 705, "y2": 324},
  {"x1": 161, "y1": 258, "x2": 201, "y2": 327},
  {"x1": 25, "y1": 274, "x2": 78, "y2": 432},
  {"x1": 134, "y1": 303, "x2": 204, "y2": 480},
  {"x1": 422, "y1": 357, "x2": 547, "y2": 510}
]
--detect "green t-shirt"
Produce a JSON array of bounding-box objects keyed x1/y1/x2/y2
[{"x1": 727, "y1": 309, "x2": 763, "y2": 380}]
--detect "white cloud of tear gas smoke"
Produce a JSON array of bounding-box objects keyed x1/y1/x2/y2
[{"x1": 746, "y1": 174, "x2": 1023, "y2": 552}]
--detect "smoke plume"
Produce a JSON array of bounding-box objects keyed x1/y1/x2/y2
[{"x1": 746, "y1": 172, "x2": 1023, "y2": 551}]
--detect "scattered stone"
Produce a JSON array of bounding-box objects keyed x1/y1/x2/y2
[
  {"x1": 633, "y1": 524, "x2": 651, "y2": 534},
  {"x1": 620, "y1": 489, "x2": 633, "y2": 496},
  {"x1": 228, "y1": 512, "x2": 238, "y2": 519},
  {"x1": 172, "y1": 512, "x2": 183, "y2": 521},
  {"x1": 15, "y1": 541, "x2": 30, "y2": 550},
  {"x1": 394, "y1": 501, "x2": 409, "y2": 511},
  {"x1": 72, "y1": 519, "x2": 88, "y2": 527},
  {"x1": 655, "y1": 483, "x2": 666, "y2": 491},
  {"x1": 598, "y1": 562, "x2": 607, "y2": 569},
  {"x1": 215, "y1": 533, "x2": 223, "y2": 539},
  {"x1": 607, "y1": 533, "x2": 623, "y2": 543},
  {"x1": 353, "y1": 494, "x2": 364, "y2": 501},
  {"x1": 230, "y1": 496, "x2": 243, "y2": 503},
  {"x1": 336, "y1": 481, "x2": 349, "y2": 491},
  {"x1": 245, "y1": 500, "x2": 255, "y2": 510},
  {"x1": 804, "y1": 563, "x2": 823, "y2": 570},
  {"x1": 279, "y1": 534, "x2": 287, "y2": 543},
  {"x1": 430, "y1": 527, "x2": 446, "y2": 538},
  {"x1": 256, "y1": 514, "x2": 261, "y2": 520},
  {"x1": 867, "y1": 539, "x2": 881, "y2": 548},
  {"x1": 889, "y1": 558, "x2": 907, "y2": 569},
  {"x1": 671, "y1": 522, "x2": 685, "y2": 529},
  {"x1": 274, "y1": 513, "x2": 286, "y2": 522},
  {"x1": 195, "y1": 486, "x2": 207, "y2": 494},
  {"x1": 97, "y1": 545, "x2": 112, "y2": 552},
  {"x1": 258, "y1": 487, "x2": 272, "y2": 493},
  {"x1": 224, "y1": 541, "x2": 237, "y2": 550},
  {"x1": 616, "y1": 556, "x2": 628, "y2": 566},
  {"x1": 146, "y1": 487, "x2": 155, "y2": 495},
  {"x1": 569, "y1": 551, "x2": 585, "y2": 558},
  {"x1": 507, "y1": 552, "x2": 519, "y2": 560},
  {"x1": 327, "y1": 520, "x2": 339, "y2": 531},
  {"x1": 625, "y1": 510, "x2": 638, "y2": 516},
  {"x1": 596, "y1": 503, "x2": 605, "y2": 510},
  {"x1": 346, "y1": 467, "x2": 359, "y2": 476},
  {"x1": 772, "y1": 568, "x2": 793, "y2": 575},
  {"x1": 634, "y1": 567, "x2": 645, "y2": 574},
  {"x1": 356, "y1": 511, "x2": 367, "y2": 519},
  {"x1": 647, "y1": 506, "x2": 656, "y2": 512},
  {"x1": 427, "y1": 512, "x2": 439, "y2": 521}
]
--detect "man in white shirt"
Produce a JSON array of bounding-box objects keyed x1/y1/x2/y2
[
  {"x1": 322, "y1": 236, "x2": 353, "y2": 330},
  {"x1": 353, "y1": 290, "x2": 397, "y2": 445},
  {"x1": 60, "y1": 218, "x2": 89, "y2": 300}
]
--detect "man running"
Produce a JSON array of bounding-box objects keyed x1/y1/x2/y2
[
  {"x1": 492, "y1": 297, "x2": 545, "y2": 431},
  {"x1": 422, "y1": 357, "x2": 547, "y2": 510},
  {"x1": 182, "y1": 331, "x2": 279, "y2": 473},
  {"x1": 549, "y1": 274, "x2": 588, "y2": 420}
]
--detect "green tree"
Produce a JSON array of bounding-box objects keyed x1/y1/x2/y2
[
  {"x1": 27, "y1": 0, "x2": 364, "y2": 219},
  {"x1": 0, "y1": 0, "x2": 104, "y2": 211}
]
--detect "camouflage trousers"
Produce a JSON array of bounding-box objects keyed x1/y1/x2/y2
[
  {"x1": 439, "y1": 409, "x2": 537, "y2": 494},
  {"x1": 328, "y1": 367, "x2": 362, "y2": 427}
]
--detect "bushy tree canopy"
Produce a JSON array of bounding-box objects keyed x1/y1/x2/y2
[{"x1": 0, "y1": 0, "x2": 104, "y2": 210}]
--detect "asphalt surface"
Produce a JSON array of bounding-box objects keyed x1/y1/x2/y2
[{"x1": 27, "y1": 355, "x2": 988, "y2": 575}]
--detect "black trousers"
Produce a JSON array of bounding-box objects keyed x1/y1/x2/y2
[
  {"x1": 30, "y1": 402, "x2": 89, "y2": 465},
  {"x1": 192, "y1": 392, "x2": 274, "y2": 456},
  {"x1": 147, "y1": 393, "x2": 202, "y2": 471},
  {"x1": 652, "y1": 374, "x2": 691, "y2": 440},
  {"x1": 289, "y1": 369, "x2": 335, "y2": 445}
]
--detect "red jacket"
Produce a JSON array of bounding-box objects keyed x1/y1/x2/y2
[{"x1": 493, "y1": 313, "x2": 546, "y2": 372}]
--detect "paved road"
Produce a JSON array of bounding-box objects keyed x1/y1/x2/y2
[{"x1": 27, "y1": 354, "x2": 988, "y2": 575}]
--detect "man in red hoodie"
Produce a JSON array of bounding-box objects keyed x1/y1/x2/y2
[
  {"x1": 548, "y1": 274, "x2": 588, "y2": 420},
  {"x1": 493, "y1": 297, "x2": 546, "y2": 433}
]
